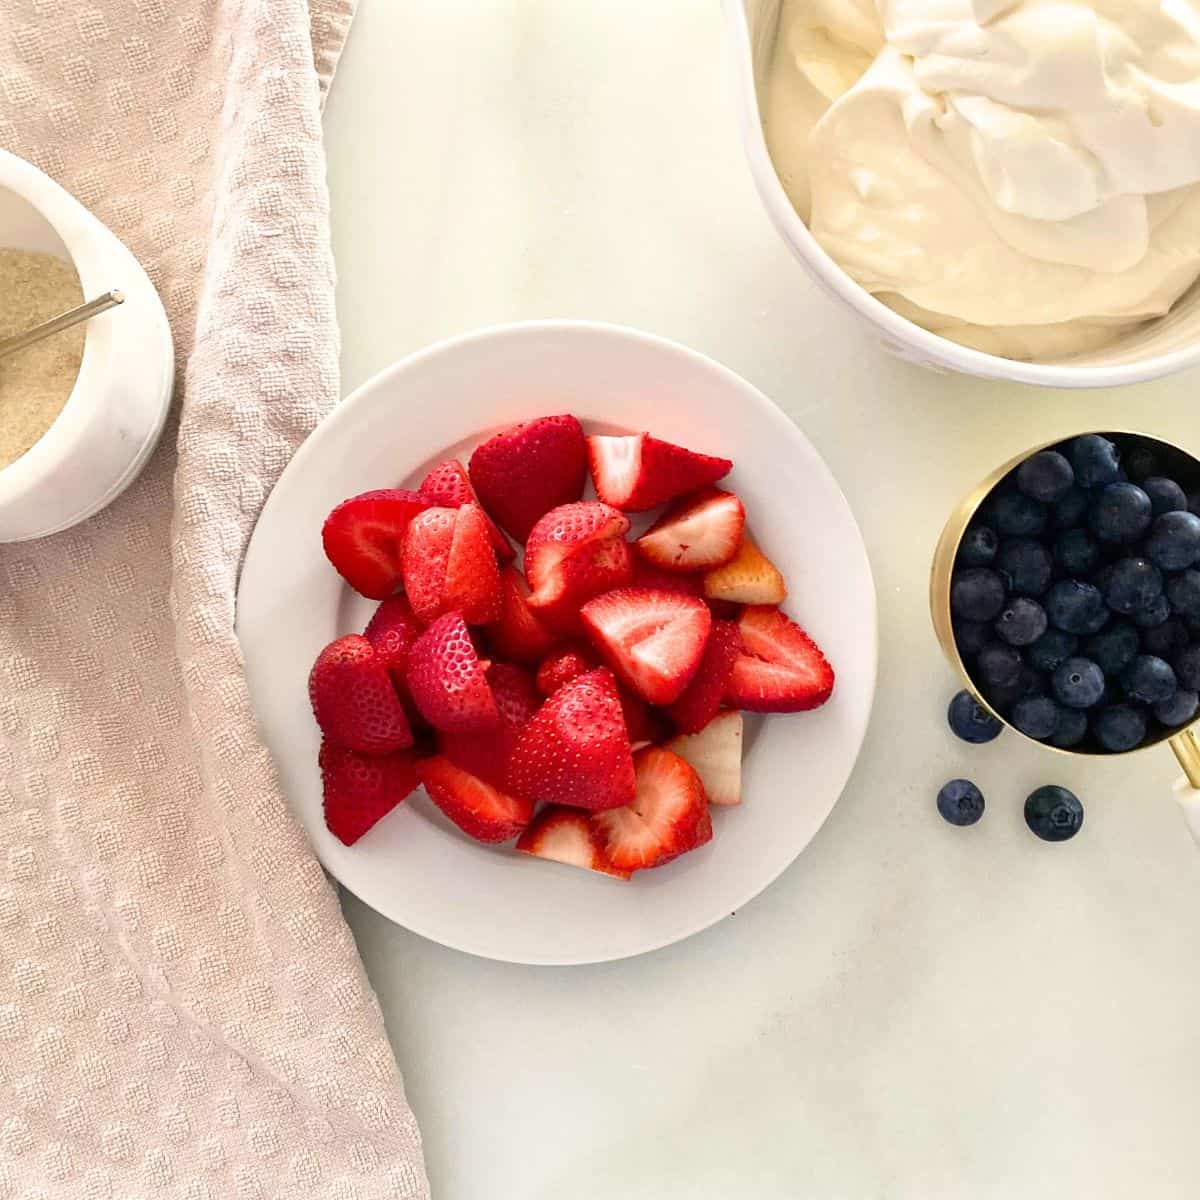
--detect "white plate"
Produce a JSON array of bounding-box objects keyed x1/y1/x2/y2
[{"x1": 236, "y1": 321, "x2": 877, "y2": 965}]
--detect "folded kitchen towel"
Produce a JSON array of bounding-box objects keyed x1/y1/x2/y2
[{"x1": 0, "y1": 0, "x2": 429, "y2": 1196}]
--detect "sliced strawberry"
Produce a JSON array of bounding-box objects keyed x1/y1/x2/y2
[
  {"x1": 631, "y1": 558, "x2": 703, "y2": 597},
  {"x1": 486, "y1": 565, "x2": 560, "y2": 662},
  {"x1": 515, "y1": 807, "x2": 631, "y2": 881},
  {"x1": 418, "y1": 459, "x2": 514, "y2": 563},
  {"x1": 320, "y1": 740, "x2": 421, "y2": 845},
  {"x1": 587, "y1": 433, "x2": 732, "y2": 512},
  {"x1": 666, "y1": 710, "x2": 743, "y2": 806},
  {"x1": 468, "y1": 414, "x2": 588, "y2": 541},
  {"x1": 535, "y1": 644, "x2": 599, "y2": 696},
  {"x1": 617, "y1": 685, "x2": 669, "y2": 749},
  {"x1": 725, "y1": 606, "x2": 835, "y2": 712},
  {"x1": 592, "y1": 747, "x2": 711, "y2": 873},
  {"x1": 309, "y1": 634, "x2": 413, "y2": 755},
  {"x1": 439, "y1": 662, "x2": 538, "y2": 787},
  {"x1": 666, "y1": 619, "x2": 741, "y2": 733},
  {"x1": 636, "y1": 489, "x2": 745, "y2": 572},
  {"x1": 703, "y1": 532, "x2": 786, "y2": 606},
  {"x1": 418, "y1": 755, "x2": 532, "y2": 843},
  {"x1": 580, "y1": 588, "x2": 712, "y2": 706},
  {"x1": 405, "y1": 612, "x2": 500, "y2": 733},
  {"x1": 322, "y1": 489, "x2": 430, "y2": 600},
  {"x1": 402, "y1": 503, "x2": 501, "y2": 625},
  {"x1": 507, "y1": 668, "x2": 636, "y2": 811}
]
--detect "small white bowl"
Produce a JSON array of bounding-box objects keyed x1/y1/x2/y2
[
  {"x1": 0, "y1": 150, "x2": 173, "y2": 542},
  {"x1": 725, "y1": 0, "x2": 1200, "y2": 389}
]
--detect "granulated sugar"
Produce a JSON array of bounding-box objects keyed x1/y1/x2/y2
[{"x1": 0, "y1": 248, "x2": 85, "y2": 470}]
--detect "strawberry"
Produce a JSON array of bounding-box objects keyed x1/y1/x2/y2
[
  {"x1": 363, "y1": 595, "x2": 423, "y2": 684},
  {"x1": 439, "y1": 662, "x2": 539, "y2": 787},
  {"x1": 535, "y1": 644, "x2": 599, "y2": 695},
  {"x1": 703, "y1": 532, "x2": 786, "y2": 606},
  {"x1": 320, "y1": 740, "x2": 421, "y2": 845},
  {"x1": 617, "y1": 686, "x2": 669, "y2": 749},
  {"x1": 418, "y1": 755, "x2": 533, "y2": 843},
  {"x1": 418, "y1": 459, "x2": 514, "y2": 563},
  {"x1": 580, "y1": 588, "x2": 712, "y2": 706},
  {"x1": 486, "y1": 565, "x2": 560, "y2": 662},
  {"x1": 636, "y1": 489, "x2": 745, "y2": 572},
  {"x1": 592, "y1": 747, "x2": 711, "y2": 873},
  {"x1": 309, "y1": 634, "x2": 413, "y2": 754},
  {"x1": 405, "y1": 612, "x2": 500, "y2": 733},
  {"x1": 468, "y1": 414, "x2": 588, "y2": 541},
  {"x1": 666, "y1": 619, "x2": 741, "y2": 733},
  {"x1": 321, "y1": 489, "x2": 430, "y2": 600},
  {"x1": 631, "y1": 558, "x2": 703, "y2": 597},
  {"x1": 666, "y1": 710, "x2": 743, "y2": 806},
  {"x1": 725, "y1": 606, "x2": 835, "y2": 712},
  {"x1": 587, "y1": 432, "x2": 732, "y2": 512},
  {"x1": 402, "y1": 503, "x2": 501, "y2": 626},
  {"x1": 507, "y1": 668, "x2": 636, "y2": 811},
  {"x1": 515, "y1": 807, "x2": 631, "y2": 881}
]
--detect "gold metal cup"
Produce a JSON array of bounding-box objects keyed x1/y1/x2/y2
[{"x1": 930, "y1": 430, "x2": 1200, "y2": 788}]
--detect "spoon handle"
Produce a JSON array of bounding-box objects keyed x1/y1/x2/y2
[{"x1": 0, "y1": 289, "x2": 124, "y2": 361}]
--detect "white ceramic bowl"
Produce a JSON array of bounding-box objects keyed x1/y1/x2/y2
[
  {"x1": 0, "y1": 150, "x2": 174, "y2": 542},
  {"x1": 725, "y1": 0, "x2": 1200, "y2": 389}
]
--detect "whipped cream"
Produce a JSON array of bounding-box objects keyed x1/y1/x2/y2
[{"x1": 764, "y1": 0, "x2": 1200, "y2": 360}]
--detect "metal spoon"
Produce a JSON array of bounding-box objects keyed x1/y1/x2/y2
[{"x1": 0, "y1": 289, "x2": 124, "y2": 362}]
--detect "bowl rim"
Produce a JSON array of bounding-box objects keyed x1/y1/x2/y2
[{"x1": 722, "y1": 0, "x2": 1200, "y2": 390}]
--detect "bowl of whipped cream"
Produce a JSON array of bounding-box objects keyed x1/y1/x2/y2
[{"x1": 726, "y1": 0, "x2": 1200, "y2": 387}]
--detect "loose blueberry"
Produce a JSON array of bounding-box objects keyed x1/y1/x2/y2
[
  {"x1": 1046, "y1": 580, "x2": 1109, "y2": 634},
  {"x1": 1027, "y1": 628, "x2": 1079, "y2": 673},
  {"x1": 1069, "y1": 434, "x2": 1121, "y2": 489},
  {"x1": 1134, "y1": 592, "x2": 1172, "y2": 629},
  {"x1": 997, "y1": 538, "x2": 1053, "y2": 597},
  {"x1": 994, "y1": 597, "x2": 1048, "y2": 647},
  {"x1": 1103, "y1": 557, "x2": 1164, "y2": 617},
  {"x1": 1142, "y1": 477, "x2": 1189, "y2": 516},
  {"x1": 1049, "y1": 707, "x2": 1089, "y2": 748},
  {"x1": 977, "y1": 642, "x2": 1024, "y2": 688},
  {"x1": 1094, "y1": 705, "x2": 1148, "y2": 752},
  {"x1": 1145, "y1": 511, "x2": 1200, "y2": 572},
  {"x1": 1084, "y1": 622, "x2": 1140, "y2": 676},
  {"x1": 1121, "y1": 654, "x2": 1178, "y2": 704},
  {"x1": 937, "y1": 779, "x2": 985, "y2": 827},
  {"x1": 1012, "y1": 696, "x2": 1061, "y2": 740},
  {"x1": 985, "y1": 490, "x2": 1048, "y2": 538},
  {"x1": 1141, "y1": 617, "x2": 1190, "y2": 660},
  {"x1": 1052, "y1": 486, "x2": 1089, "y2": 530},
  {"x1": 953, "y1": 619, "x2": 992, "y2": 660},
  {"x1": 1167, "y1": 570, "x2": 1200, "y2": 619},
  {"x1": 1024, "y1": 785, "x2": 1084, "y2": 842},
  {"x1": 1052, "y1": 657, "x2": 1106, "y2": 709},
  {"x1": 958, "y1": 525, "x2": 999, "y2": 568},
  {"x1": 1017, "y1": 450, "x2": 1075, "y2": 503},
  {"x1": 1174, "y1": 645, "x2": 1200, "y2": 692},
  {"x1": 1052, "y1": 528, "x2": 1100, "y2": 577},
  {"x1": 1122, "y1": 445, "x2": 1160, "y2": 483},
  {"x1": 1156, "y1": 689, "x2": 1199, "y2": 728},
  {"x1": 951, "y1": 567, "x2": 1007, "y2": 623},
  {"x1": 1089, "y1": 482, "x2": 1152, "y2": 544},
  {"x1": 947, "y1": 690, "x2": 1003, "y2": 744}
]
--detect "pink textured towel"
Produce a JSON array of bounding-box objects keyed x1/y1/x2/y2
[{"x1": 0, "y1": 0, "x2": 429, "y2": 1195}]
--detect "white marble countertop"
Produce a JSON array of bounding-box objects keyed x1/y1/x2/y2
[{"x1": 322, "y1": 3, "x2": 1200, "y2": 1196}]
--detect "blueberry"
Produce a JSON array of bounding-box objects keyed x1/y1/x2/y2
[
  {"x1": 1027, "y1": 628, "x2": 1079, "y2": 673},
  {"x1": 947, "y1": 690, "x2": 1003, "y2": 744},
  {"x1": 1122, "y1": 444, "x2": 1160, "y2": 483},
  {"x1": 1049, "y1": 707, "x2": 1089, "y2": 748},
  {"x1": 1175, "y1": 645, "x2": 1200, "y2": 692},
  {"x1": 1141, "y1": 617, "x2": 1190, "y2": 659},
  {"x1": 1017, "y1": 450, "x2": 1075, "y2": 503},
  {"x1": 1145, "y1": 511, "x2": 1200, "y2": 571},
  {"x1": 1134, "y1": 593, "x2": 1172, "y2": 629},
  {"x1": 958, "y1": 525, "x2": 999, "y2": 568},
  {"x1": 994, "y1": 597, "x2": 1048, "y2": 647},
  {"x1": 1052, "y1": 528, "x2": 1100, "y2": 577},
  {"x1": 1024, "y1": 785, "x2": 1084, "y2": 841},
  {"x1": 1069, "y1": 434, "x2": 1121, "y2": 488},
  {"x1": 1089, "y1": 482, "x2": 1152, "y2": 543},
  {"x1": 1046, "y1": 580, "x2": 1109, "y2": 634},
  {"x1": 1052, "y1": 486, "x2": 1089, "y2": 530},
  {"x1": 1121, "y1": 655, "x2": 1178, "y2": 704},
  {"x1": 953, "y1": 619, "x2": 992, "y2": 660},
  {"x1": 1103, "y1": 557, "x2": 1164, "y2": 616},
  {"x1": 937, "y1": 779, "x2": 985, "y2": 827},
  {"x1": 1052, "y1": 657, "x2": 1106, "y2": 709},
  {"x1": 977, "y1": 642, "x2": 1024, "y2": 688},
  {"x1": 1084, "y1": 622, "x2": 1140, "y2": 676},
  {"x1": 1167, "y1": 570, "x2": 1200, "y2": 619},
  {"x1": 1012, "y1": 696, "x2": 1061, "y2": 740},
  {"x1": 1155, "y1": 689, "x2": 1199, "y2": 728},
  {"x1": 1142, "y1": 477, "x2": 1189, "y2": 516},
  {"x1": 951, "y1": 567, "x2": 1007, "y2": 623},
  {"x1": 996, "y1": 538, "x2": 1053, "y2": 597},
  {"x1": 985, "y1": 490, "x2": 1048, "y2": 538},
  {"x1": 1191, "y1": 492, "x2": 1200, "y2": 517},
  {"x1": 1094, "y1": 705, "x2": 1148, "y2": 752},
  {"x1": 983, "y1": 666, "x2": 1039, "y2": 713},
  {"x1": 1091, "y1": 562, "x2": 1117, "y2": 595}
]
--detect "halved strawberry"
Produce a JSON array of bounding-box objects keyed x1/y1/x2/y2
[
  {"x1": 309, "y1": 634, "x2": 413, "y2": 755},
  {"x1": 666, "y1": 710, "x2": 743, "y2": 806},
  {"x1": 592, "y1": 747, "x2": 711, "y2": 873},
  {"x1": 507, "y1": 668, "x2": 636, "y2": 811},
  {"x1": 703, "y1": 532, "x2": 786, "y2": 606},
  {"x1": 418, "y1": 755, "x2": 532, "y2": 843},
  {"x1": 618, "y1": 686, "x2": 669, "y2": 749},
  {"x1": 320, "y1": 740, "x2": 421, "y2": 845},
  {"x1": 469, "y1": 414, "x2": 588, "y2": 541},
  {"x1": 439, "y1": 662, "x2": 539, "y2": 786},
  {"x1": 515, "y1": 807, "x2": 630, "y2": 881},
  {"x1": 535, "y1": 644, "x2": 599, "y2": 696},
  {"x1": 631, "y1": 559, "x2": 703, "y2": 597},
  {"x1": 587, "y1": 433, "x2": 732, "y2": 512},
  {"x1": 405, "y1": 612, "x2": 500, "y2": 733},
  {"x1": 636, "y1": 489, "x2": 745, "y2": 572},
  {"x1": 725, "y1": 606, "x2": 835, "y2": 712},
  {"x1": 486, "y1": 565, "x2": 560, "y2": 662},
  {"x1": 667, "y1": 619, "x2": 741, "y2": 733},
  {"x1": 322, "y1": 489, "x2": 430, "y2": 599},
  {"x1": 363, "y1": 595, "x2": 423, "y2": 684},
  {"x1": 418, "y1": 459, "x2": 514, "y2": 563},
  {"x1": 402, "y1": 503, "x2": 501, "y2": 625},
  {"x1": 580, "y1": 588, "x2": 712, "y2": 706}
]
